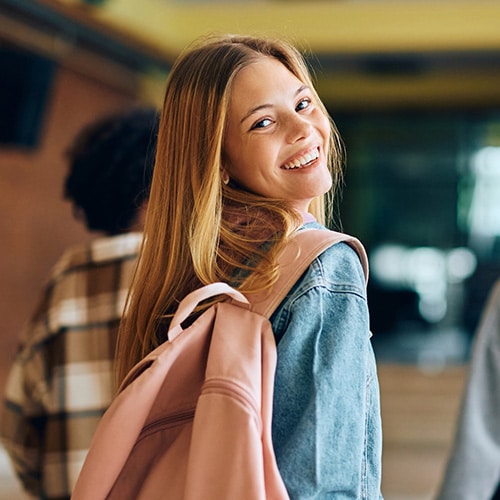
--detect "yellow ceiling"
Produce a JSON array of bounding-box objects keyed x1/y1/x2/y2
[
  {"x1": 18, "y1": 0, "x2": 500, "y2": 109},
  {"x1": 81, "y1": 0, "x2": 500, "y2": 58}
]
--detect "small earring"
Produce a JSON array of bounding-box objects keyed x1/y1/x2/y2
[{"x1": 221, "y1": 171, "x2": 230, "y2": 185}]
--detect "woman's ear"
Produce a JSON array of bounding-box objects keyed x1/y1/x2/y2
[{"x1": 220, "y1": 168, "x2": 230, "y2": 185}]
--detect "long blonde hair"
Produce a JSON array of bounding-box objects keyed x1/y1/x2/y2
[{"x1": 116, "y1": 34, "x2": 344, "y2": 382}]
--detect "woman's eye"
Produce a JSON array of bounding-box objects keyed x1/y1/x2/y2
[
  {"x1": 251, "y1": 118, "x2": 272, "y2": 130},
  {"x1": 296, "y1": 98, "x2": 311, "y2": 111}
]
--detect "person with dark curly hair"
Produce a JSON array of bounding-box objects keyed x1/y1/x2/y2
[
  {"x1": 64, "y1": 108, "x2": 157, "y2": 235},
  {"x1": 0, "y1": 107, "x2": 159, "y2": 500}
]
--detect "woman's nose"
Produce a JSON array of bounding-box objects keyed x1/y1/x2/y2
[{"x1": 286, "y1": 115, "x2": 313, "y2": 143}]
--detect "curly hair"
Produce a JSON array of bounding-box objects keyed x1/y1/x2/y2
[{"x1": 64, "y1": 107, "x2": 159, "y2": 235}]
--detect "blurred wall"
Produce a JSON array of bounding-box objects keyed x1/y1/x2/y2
[{"x1": 0, "y1": 64, "x2": 138, "y2": 403}]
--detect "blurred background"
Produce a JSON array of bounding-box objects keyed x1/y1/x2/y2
[{"x1": 1, "y1": 0, "x2": 500, "y2": 498}]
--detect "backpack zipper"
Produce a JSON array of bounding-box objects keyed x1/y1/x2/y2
[
  {"x1": 137, "y1": 379, "x2": 261, "y2": 443},
  {"x1": 138, "y1": 407, "x2": 196, "y2": 442}
]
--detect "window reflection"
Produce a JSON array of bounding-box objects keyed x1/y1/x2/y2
[
  {"x1": 468, "y1": 146, "x2": 500, "y2": 256},
  {"x1": 371, "y1": 245, "x2": 476, "y2": 324},
  {"x1": 334, "y1": 111, "x2": 500, "y2": 366}
]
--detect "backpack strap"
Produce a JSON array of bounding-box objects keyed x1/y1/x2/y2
[
  {"x1": 168, "y1": 283, "x2": 250, "y2": 341},
  {"x1": 248, "y1": 229, "x2": 369, "y2": 318}
]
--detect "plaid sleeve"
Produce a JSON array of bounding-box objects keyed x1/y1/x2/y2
[
  {"x1": 1, "y1": 270, "x2": 62, "y2": 497},
  {"x1": 1, "y1": 235, "x2": 140, "y2": 499},
  {"x1": 1, "y1": 319, "x2": 48, "y2": 497}
]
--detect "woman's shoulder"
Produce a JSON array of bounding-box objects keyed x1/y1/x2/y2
[
  {"x1": 296, "y1": 224, "x2": 368, "y2": 295},
  {"x1": 313, "y1": 240, "x2": 367, "y2": 291},
  {"x1": 271, "y1": 228, "x2": 369, "y2": 332}
]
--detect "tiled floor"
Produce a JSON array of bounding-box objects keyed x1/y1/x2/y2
[{"x1": 378, "y1": 364, "x2": 467, "y2": 500}]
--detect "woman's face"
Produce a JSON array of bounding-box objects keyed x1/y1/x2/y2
[{"x1": 223, "y1": 55, "x2": 332, "y2": 213}]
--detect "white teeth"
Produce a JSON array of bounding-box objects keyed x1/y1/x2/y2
[{"x1": 282, "y1": 148, "x2": 319, "y2": 170}]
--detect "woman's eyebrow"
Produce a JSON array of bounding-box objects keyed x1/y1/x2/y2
[
  {"x1": 297, "y1": 84, "x2": 309, "y2": 94},
  {"x1": 240, "y1": 103, "x2": 273, "y2": 125},
  {"x1": 239, "y1": 85, "x2": 309, "y2": 125}
]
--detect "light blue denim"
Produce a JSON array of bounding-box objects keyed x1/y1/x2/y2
[{"x1": 270, "y1": 223, "x2": 383, "y2": 499}]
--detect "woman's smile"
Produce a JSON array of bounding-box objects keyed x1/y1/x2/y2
[
  {"x1": 281, "y1": 146, "x2": 320, "y2": 170},
  {"x1": 223, "y1": 55, "x2": 332, "y2": 212}
]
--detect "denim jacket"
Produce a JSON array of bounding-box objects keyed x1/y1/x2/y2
[{"x1": 270, "y1": 223, "x2": 383, "y2": 499}]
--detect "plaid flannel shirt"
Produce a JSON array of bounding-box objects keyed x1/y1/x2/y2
[{"x1": 0, "y1": 232, "x2": 142, "y2": 500}]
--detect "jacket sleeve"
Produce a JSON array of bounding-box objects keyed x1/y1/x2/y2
[
  {"x1": 271, "y1": 242, "x2": 382, "y2": 499},
  {"x1": 437, "y1": 279, "x2": 500, "y2": 500},
  {"x1": 0, "y1": 291, "x2": 52, "y2": 498}
]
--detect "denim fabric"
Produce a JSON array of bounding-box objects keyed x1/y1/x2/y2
[{"x1": 270, "y1": 224, "x2": 383, "y2": 499}]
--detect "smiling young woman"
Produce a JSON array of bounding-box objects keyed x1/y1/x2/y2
[
  {"x1": 222, "y1": 55, "x2": 333, "y2": 212},
  {"x1": 116, "y1": 34, "x2": 383, "y2": 499}
]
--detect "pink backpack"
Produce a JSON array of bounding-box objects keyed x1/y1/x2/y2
[{"x1": 71, "y1": 229, "x2": 368, "y2": 500}]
